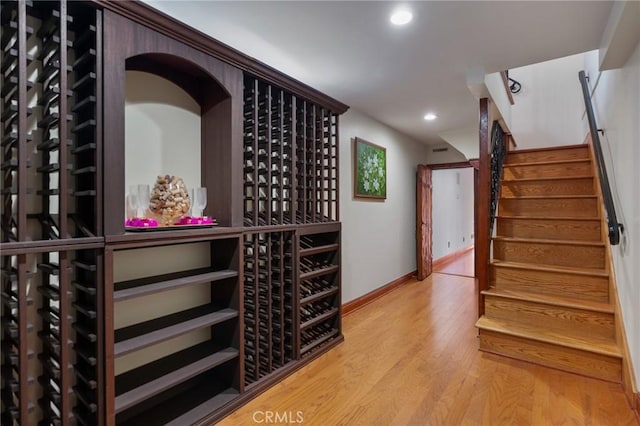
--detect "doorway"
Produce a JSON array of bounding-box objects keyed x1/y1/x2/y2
[{"x1": 416, "y1": 163, "x2": 476, "y2": 279}]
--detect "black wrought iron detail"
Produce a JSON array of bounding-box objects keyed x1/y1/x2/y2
[{"x1": 490, "y1": 121, "x2": 506, "y2": 236}]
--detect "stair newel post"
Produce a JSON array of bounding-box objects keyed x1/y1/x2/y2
[{"x1": 476, "y1": 98, "x2": 491, "y2": 317}]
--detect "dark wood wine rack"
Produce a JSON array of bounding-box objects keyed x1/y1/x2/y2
[
  {"x1": 3, "y1": 0, "x2": 345, "y2": 424},
  {"x1": 243, "y1": 231, "x2": 295, "y2": 386},
  {"x1": 243, "y1": 75, "x2": 339, "y2": 226},
  {"x1": 243, "y1": 77, "x2": 295, "y2": 227},
  {"x1": 297, "y1": 225, "x2": 341, "y2": 357},
  {"x1": 1, "y1": 1, "x2": 103, "y2": 425},
  {"x1": 241, "y1": 73, "x2": 342, "y2": 393},
  {"x1": 295, "y1": 100, "x2": 339, "y2": 224},
  {"x1": 106, "y1": 236, "x2": 242, "y2": 425},
  {"x1": 1, "y1": 245, "x2": 103, "y2": 426},
  {"x1": 1, "y1": 1, "x2": 101, "y2": 245}
]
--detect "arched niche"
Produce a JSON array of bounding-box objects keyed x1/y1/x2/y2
[
  {"x1": 103, "y1": 12, "x2": 243, "y2": 234},
  {"x1": 125, "y1": 53, "x2": 230, "y2": 108},
  {"x1": 124, "y1": 70, "x2": 202, "y2": 205}
]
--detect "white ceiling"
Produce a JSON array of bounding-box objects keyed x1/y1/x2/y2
[{"x1": 143, "y1": 0, "x2": 613, "y2": 145}]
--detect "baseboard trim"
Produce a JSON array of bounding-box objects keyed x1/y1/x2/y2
[
  {"x1": 433, "y1": 245, "x2": 473, "y2": 270},
  {"x1": 343, "y1": 271, "x2": 416, "y2": 316}
]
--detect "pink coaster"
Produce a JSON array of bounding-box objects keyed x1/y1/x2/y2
[
  {"x1": 125, "y1": 218, "x2": 159, "y2": 228},
  {"x1": 176, "y1": 216, "x2": 215, "y2": 225}
]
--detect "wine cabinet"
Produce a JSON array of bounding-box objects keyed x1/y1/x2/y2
[{"x1": 2, "y1": 0, "x2": 347, "y2": 424}]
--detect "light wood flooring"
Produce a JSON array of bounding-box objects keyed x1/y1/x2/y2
[
  {"x1": 433, "y1": 248, "x2": 475, "y2": 277},
  {"x1": 218, "y1": 273, "x2": 637, "y2": 426}
]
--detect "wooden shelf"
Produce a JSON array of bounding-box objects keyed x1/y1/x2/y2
[
  {"x1": 71, "y1": 72, "x2": 96, "y2": 91},
  {"x1": 105, "y1": 226, "x2": 243, "y2": 247},
  {"x1": 300, "y1": 307, "x2": 339, "y2": 330},
  {"x1": 301, "y1": 328, "x2": 339, "y2": 355},
  {"x1": 114, "y1": 305, "x2": 238, "y2": 357},
  {"x1": 115, "y1": 342, "x2": 238, "y2": 413},
  {"x1": 300, "y1": 286, "x2": 338, "y2": 306},
  {"x1": 296, "y1": 228, "x2": 341, "y2": 361},
  {"x1": 114, "y1": 268, "x2": 238, "y2": 301},
  {"x1": 299, "y1": 243, "x2": 339, "y2": 257},
  {"x1": 118, "y1": 374, "x2": 237, "y2": 426},
  {"x1": 71, "y1": 119, "x2": 96, "y2": 133},
  {"x1": 72, "y1": 95, "x2": 96, "y2": 112},
  {"x1": 72, "y1": 48, "x2": 96, "y2": 69},
  {"x1": 299, "y1": 264, "x2": 339, "y2": 281},
  {"x1": 163, "y1": 387, "x2": 238, "y2": 426}
]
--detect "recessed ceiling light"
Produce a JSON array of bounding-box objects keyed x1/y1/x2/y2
[
  {"x1": 390, "y1": 9, "x2": 413, "y2": 26},
  {"x1": 424, "y1": 113, "x2": 437, "y2": 121}
]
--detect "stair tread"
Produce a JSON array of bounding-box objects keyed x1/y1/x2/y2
[
  {"x1": 496, "y1": 215, "x2": 600, "y2": 221},
  {"x1": 500, "y1": 195, "x2": 597, "y2": 200},
  {"x1": 509, "y1": 144, "x2": 588, "y2": 154},
  {"x1": 502, "y1": 175, "x2": 593, "y2": 182},
  {"x1": 481, "y1": 288, "x2": 614, "y2": 314},
  {"x1": 504, "y1": 158, "x2": 591, "y2": 167},
  {"x1": 492, "y1": 236, "x2": 604, "y2": 247},
  {"x1": 476, "y1": 316, "x2": 620, "y2": 358},
  {"x1": 491, "y1": 260, "x2": 609, "y2": 277}
]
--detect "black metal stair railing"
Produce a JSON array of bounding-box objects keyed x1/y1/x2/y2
[
  {"x1": 489, "y1": 121, "x2": 507, "y2": 236},
  {"x1": 578, "y1": 71, "x2": 623, "y2": 245}
]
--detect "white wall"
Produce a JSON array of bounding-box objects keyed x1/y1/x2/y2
[
  {"x1": 125, "y1": 71, "x2": 201, "y2": 195},
  {"x1": 339, "y1": 109, "x2": 432, "y2": 303},
  {"x1": 425, "y1": 143, "x2": 468, "y2": 164},
  {"x1": 509, "y1": 53, "x2": 587, "y2": 149},
  {"x1": 485, "y1": 71, "x2": 513, "y2": 133},
  {"x1": 583, "y1": 43, "x2": 640, "y2": 386},
  {"x1": 432, "y1": 168, "x2": 475, "y2": 260},
  {"x1": 438, "y1": 127, "x2": 479, "y2": 160}
]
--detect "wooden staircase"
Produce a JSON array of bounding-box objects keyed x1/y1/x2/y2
[{"x1": 476, "y1": 144, "x2": 623, "y2": 382}]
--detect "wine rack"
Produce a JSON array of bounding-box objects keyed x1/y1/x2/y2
[
  {"x1": 297, "y1": 225, "x2": 341, "y2": 357},
  {"x1": 242, "y1": 73, "x2": 341, "y2": 389},
  {"x1": 1, "y1": 1, "x2": 103, "y2": 425},
  {"x1": 243, "y1": 75, "x2": 339, "y2": 227},
  {"x1": 1, "y1": 0, "x2": 100, "y2": 245},
  {"x1": 109, "y1": 236, "x2": 241, "y2": 425},
  {"x1": 4, "y1": 0, "x2": 345, "y2": 423},
  {"x1": 1, "y1": 0, "x2": 32, "y2": 243},
  {"x1": 243, "y1": 231, "x2": 295, "y2": 385},
  {"x1": 295, "y1": 100, "x2": 338, "y2": 224},
  {"x1": 1, "y1": 246, "x2": 102, "y2": 426},
  {"x1": 243, "y1": 76, "x2": 296, "y2": 227}
]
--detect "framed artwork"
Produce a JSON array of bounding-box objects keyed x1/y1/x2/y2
[{"x1": 354, "y1": 137, "x2": 387, "y2": 199}]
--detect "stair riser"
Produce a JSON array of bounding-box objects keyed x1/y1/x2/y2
[
  {"x1": 479, "y1": 330, "x2": 621, "y2": 382},
  {"x1": 491, "y1": 266, "x2": 609, "y2": 303},
  {"x1": 493, "y1": 240, "x2": 605, "y2": 269},
  {"x1": 484, "y1": 296, "x2": 615, "y2": 339},
  {"x1": 507, "y1": 148, "x2": 590, "y2": 164},
  {"x1": 499, "y1": 197, "x2": 599, "y2": 218},
  {"x1": 501, "y1": 178, "x2": 594, "y2": 197},
  {"x1": 496, "y1": 218, "x2": 601, "y2": 241},
  {"x1": 503, "y1": 162, "x2": 592, "y2": 180}
]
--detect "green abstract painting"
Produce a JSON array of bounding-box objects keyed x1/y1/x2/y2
[{"x1": 354, "y1": 137, "x2": 386, "y2": 199}]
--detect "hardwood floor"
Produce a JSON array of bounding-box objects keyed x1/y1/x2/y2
[
  {"x1": 434, "y1": 248, "x2": 475, "y2": 277},
  {"x1": 217, "y1": 274, "x2": 637, "y2": 426}
]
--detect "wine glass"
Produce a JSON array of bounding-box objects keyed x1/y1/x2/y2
[
  {"x1": 136, "y1": 184, "x2": 150, "y2": 218},
  {"x1": 127, "y1": 185, "x2": 139, "y2": 218},
  {"x1": 190, "y1": 187, "x2": 207, "y2": 218}
]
